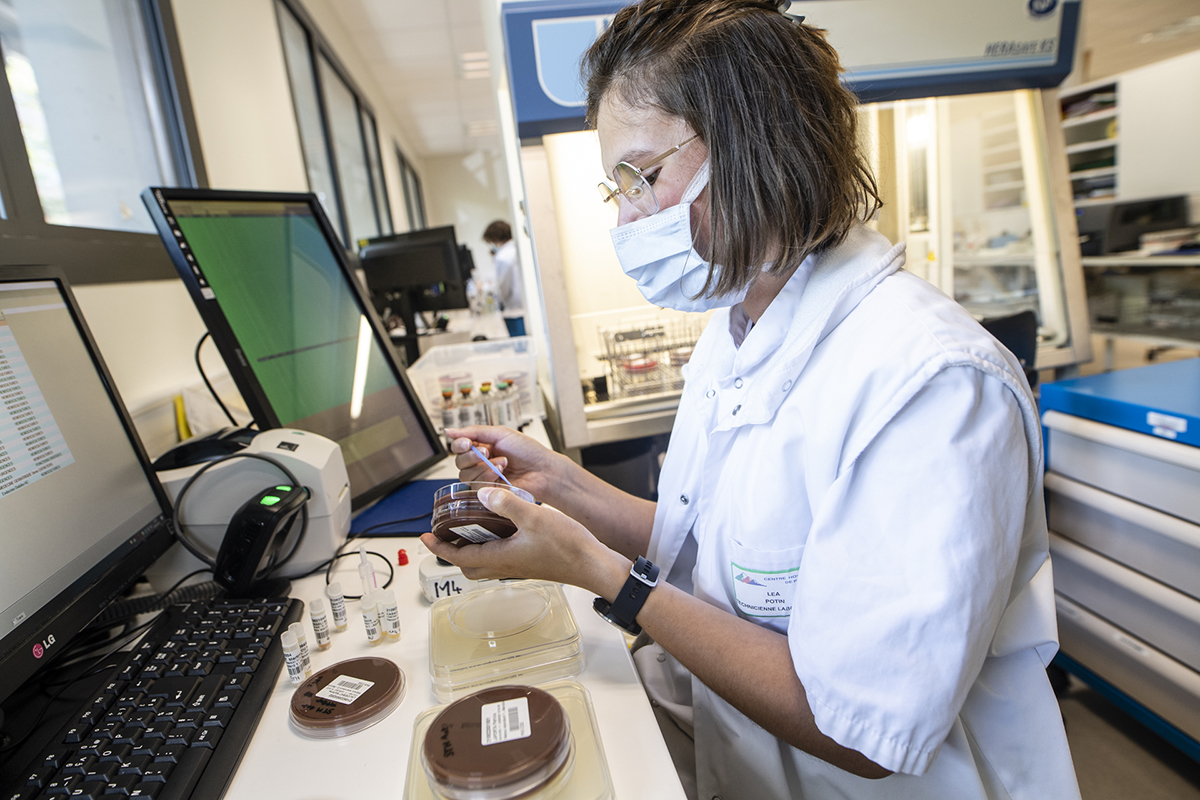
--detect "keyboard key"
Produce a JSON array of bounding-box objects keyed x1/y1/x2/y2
[
  {"x1": 74, "y1": 781, "x2": 110, "y2": 800},
  {"x1": 202, "y1": 708, "x2": 233, "y2": 728},
  {"x1": 190, "y1": 727, "x2": 222, "y2": 749},
  {"x1": 211, "y1": 691, "x2": 241, "y2": 710},
  {"x1": 232, "y1": 658, "x2": 259, "y2": 674},
  {"x1": 186, "y1": 675, "x2": 225, "y2": 714},
  {"x1": 118, "y1": 755, "x2": 152, "y2": 776},
  {"x1": 97, "y1": 743, "x2": 131, "y2": 763},
  {"x1": 223, "y1": 674, "x2": 251, "y2": 691},
  {"x1": 42, "y1": 775, "x2": 79, "y2": 796},
  {"x1": 173, "y1": 711, "x2": 205, "y2": 730},
  {"x1": 83, "y1": 760, "x2": 119, "y2": 782},
  {"x1": 24, "y1": 765, "x2": 55, "y2": 788},
  {"x1": 140, "y1": 723, "x2": 172, "y2": 741},
  {"x1": 139, "y1": 762, "x2": 174, "y2": 783},
  {"x1": 131, "y1": 740, "x2": 159, "y2": 759},
  {"x1": 60, "y1": 754, "x2": 93, "y2": 776},
  {"x1": 127, "y1": 783, "x2": 163, "y2": 799},
  {"x1": 41, "y1": 747, "x2": 73, "y2": 770},
  {"x1": 61, "y1": 725, "x2": 89, "y2": 744},
  {"x1": 163, "y1": 727, "x2": 195, "y2": 748},
  {"x1": 152, "y1": 745, "x2": 185, "y2": 764},
  {"x1": 112, "y1": 727, "x2": 142, "y2": 746},
  {"x1": 78, "y1": 737, "x2": 108, "y2": 757},
  {"x1": 146, "y1": 677, "x2": 200, "y2": 706},
  {"x1": 103, "y1": 774, "x2": 140, "y2": 796},
  {"x1": 5, "y1": 786, "x2": 39, "y2": 800}
]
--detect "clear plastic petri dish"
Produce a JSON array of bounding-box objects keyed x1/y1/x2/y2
[
  {"x1": 429, "y1": 581, "x2": 583, "y2": 702},
  {"x1": 431, "y1": 482, "x2": 535, "y2": 547},
  {"x1": 404, "y1": 680, "x2": 613, "y2": 800}
]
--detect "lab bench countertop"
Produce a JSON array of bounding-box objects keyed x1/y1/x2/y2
[{"x1": 220, "y1": 538, "x2": 687, "y2": 800}]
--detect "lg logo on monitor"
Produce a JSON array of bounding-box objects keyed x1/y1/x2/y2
[{"x1": 32, "y1": 634, "x2": 56, "y2": 659}]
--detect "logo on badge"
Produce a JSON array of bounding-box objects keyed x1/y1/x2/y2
[
  {"x1": 32, "y1": 643, "x2": 43, "y2": 659},
  {"x1": 1028, "y1": 0, "x2": 1057, "y2": 18}
]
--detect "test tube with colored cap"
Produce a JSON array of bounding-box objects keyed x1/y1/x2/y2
[{"x1": 362, "y1": 595, "x2": 382, "y2": 647}]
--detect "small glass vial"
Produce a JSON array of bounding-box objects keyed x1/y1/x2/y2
[
  {"x1": 362, "y1": 596, "x2": 382, "y2": 647},
  {"x1": 309, "y1": 598, "x2": 332, "y2": 651},
  {"x1": 288, "y1": 622, "x2": 313, "y2": 678},
  {"x1": 326, "y1": 581, "x2": 349, "y2": 632},
  {"x1": 280, "y1": 630, "x2": 304, "y2": 685},
  {"x1": 479, "y1": 382, "x2": 494, "y2": 425},
  {"x1": 457, "y1": 385, "x2": 475, "y2": 428},
  {"x1": 439, "y1": 389, "x2": 456, "y2": 433},
  {"x1": 379, "y1": 589, "x2": 401, "y2": 643}
]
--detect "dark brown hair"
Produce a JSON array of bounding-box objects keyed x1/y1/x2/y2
[
  {"x1": 583, "y1": 0, "x2": 881, "y2": 297},
  {"x1": 483, "y1": 220, "x2": 512, "y2": 244}
]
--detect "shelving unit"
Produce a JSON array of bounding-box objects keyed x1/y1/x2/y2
[
  {"x1": 1059, "y1": 79, "x2": 1119, "y2": 205},
  {"x1": 981, "y1": 107, "x2": 1024, "y2": 210}
]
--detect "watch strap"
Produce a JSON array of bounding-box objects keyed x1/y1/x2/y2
[{"x1": 593, "y1": 556, "x2": 660, "y2": 635}]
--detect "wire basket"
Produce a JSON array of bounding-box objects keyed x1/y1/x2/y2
[{"x1": 597, "y1": 317, "x2": 705, "y2": 399}]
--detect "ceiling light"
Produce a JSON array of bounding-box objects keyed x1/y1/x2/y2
[
  {"x1": 467, "y1": 120, "x2": 499, "y2": 137},
  {"x1": 1139, "y1": 15, "x2": 1200, "y2": 44},
  {"x1": 461, "y1": 51, "x2": 490, "y2": 79}
]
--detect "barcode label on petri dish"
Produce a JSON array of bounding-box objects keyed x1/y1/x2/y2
[
  {"x1": 450, "y1": 524, "x2": 502, "y2": 543},
  {"x1": 480, "y1": 697, "x2": 531, "y2": 746},
  {"x1": 315, "y1": 675, "x2": 375, "y2": 704}
]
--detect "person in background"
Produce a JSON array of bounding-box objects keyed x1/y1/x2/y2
[
  {"x1": 430, "y1": 2, "x2": 1081, "y2": 799},
  {"x1": 483, "y1": 220, "x2": 525, "y2": 337}
]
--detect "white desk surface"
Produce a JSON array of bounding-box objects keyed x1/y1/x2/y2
[{"x1": 223, "y1": 423, "x2": 687, "y2": 799}]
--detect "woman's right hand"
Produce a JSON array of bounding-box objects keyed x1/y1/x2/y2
[{"x1": 443, "y1": 425, "x2": 567, "y2": 506}]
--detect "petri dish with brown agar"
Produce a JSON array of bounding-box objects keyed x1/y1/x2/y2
[
  {"x1": 290, "y1": 657, "x2": 405, "y2": 738},
  {"x1": 404, "y1": 680, "x2": 613, "y2": 800},
  {"x1": 429, "y1": 581, "x2": 583, "y2": 702},
  {"x1": 431, "y1": 482, "x2": 535, "y2": 547},
  {"x1": 423, "y1": 685, "x2": 571, "y2": 800}
]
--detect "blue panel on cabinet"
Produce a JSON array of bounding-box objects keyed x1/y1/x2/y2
[{"x1": 1041, "y1": 360, "x2": 1200, "y2": 448}]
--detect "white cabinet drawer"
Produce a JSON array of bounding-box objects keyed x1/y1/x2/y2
[
  {"x1": 1050, "y1": 532, "x2": 1200, "y2": 673},
  {"x1": 1043, "y1": 410, "x2": 1200, "y2": 525},
  {"x1": 1047, "y1": 472, "x2": 1200, "y2": 599},
  {"x1": 1057, "y1": 594, "x2": 1200, "y2": 742}
]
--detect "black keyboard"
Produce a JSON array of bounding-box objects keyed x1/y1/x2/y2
[{"x1": 6, "y1": 597, "x2": 302, "y2": 800}]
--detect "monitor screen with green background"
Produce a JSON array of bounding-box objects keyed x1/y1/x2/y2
[{"x1": 147, "y1": 192, "x2": 441, "y2": 508}]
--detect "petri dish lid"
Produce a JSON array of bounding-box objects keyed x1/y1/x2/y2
[
  {"x1": 422, "y1": 685, "x2": 571, "y2": 798},
  {"x1": 449, "y1": 581, "x2": 551, "y2": 638},
  {"x1": 290, "y1": 657, "x2": 405, "y2": 738}
]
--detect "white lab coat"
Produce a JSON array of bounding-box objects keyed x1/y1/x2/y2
[
  {"x1": 640, "y1": 224, "x2": 1080, "y2": 800},
  {"x1": 494, "y1": 239, "x2": 524, "y2": 319}
]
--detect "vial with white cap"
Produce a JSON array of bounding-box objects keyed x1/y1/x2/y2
[
  {"x1": 380, "y1": 589, "x2": 400, "y2": 643},
  {"x1": 362, "y1": 596, "x2": 382, "y2": 646},
  {"x1": 326, "y1": 582, "x2": 348, "y2": 632},
  {"x1": 288, "y1": 622, "x2": 313, "y2": 677},
  {"x1": 309, "y1": 598, "x2": 332, "y2": 651},
  {"x1": 281, "y1": 630, "x2": 304, "y2": 685}
]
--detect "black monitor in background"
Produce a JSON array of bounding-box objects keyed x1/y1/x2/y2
[
  {"x1": 358, "y1": 226, "x2": 470, "y2": 364},
  {"x1": 1106, "y1": 195, "x2": 1189, "y2": 253},
  {"x1": 0, "y1": 268, "x2": 175, "y2": 717},
  {"x1": 141, "y1": 188, "x2": 445, "y2": 511}
]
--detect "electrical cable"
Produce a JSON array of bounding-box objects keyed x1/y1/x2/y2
[
  {"x1": 194, "y1": 331, "x2": 238, "y2": 427},
  {"x1": 170, "y1": 452, "x2": 309, "y2": 576},
  {"x1": 86, "y1": 580, "x2": 223, "y2": 631}
]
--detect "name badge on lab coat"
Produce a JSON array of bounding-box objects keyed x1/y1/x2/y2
[{"x1": 730, "y1": 562, "x2": 800, "y2": 617}]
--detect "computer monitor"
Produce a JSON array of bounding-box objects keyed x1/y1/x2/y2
[
  {"x1": 141, "y1": 189, "x2": 445, "y2": 510},
  {"x1": 358, "y1": 226, "x2": 469, "y2": 364},
  {"x1": 0, "y1": 268, "x2": 176, "y2": 710}
]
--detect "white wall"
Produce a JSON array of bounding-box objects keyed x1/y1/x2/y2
[
  {"x1": 424, "y1": 151, "x2": 513, "y2": 282},
  {"x1": 1119, "y1": 49, "x2": 1200, "y2": 214}
]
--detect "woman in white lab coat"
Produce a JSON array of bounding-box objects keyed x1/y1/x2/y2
[{"x1": 422, "y1": 1, "x2": 1081, "y2": 798}]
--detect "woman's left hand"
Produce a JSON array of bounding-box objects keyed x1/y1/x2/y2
[{"x1": 419, "y1": 486, "x2": 628, "y2": 594}]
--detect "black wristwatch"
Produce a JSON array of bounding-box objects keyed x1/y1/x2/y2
[{"x1": 593, "y1": 556, "x2": 660, "y2": 635}]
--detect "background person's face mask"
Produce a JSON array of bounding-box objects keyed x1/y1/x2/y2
[{"x1": 610, "y1": 161, "x2": 748, "y2": 312}]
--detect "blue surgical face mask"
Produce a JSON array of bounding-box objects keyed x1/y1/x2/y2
[{"x1": 609, "y1": 160, "x2": 748, "y2": 312}]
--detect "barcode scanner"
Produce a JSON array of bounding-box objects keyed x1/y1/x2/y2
[{"x1": 215, "y1": 484, "x2": 309, "y2": 596}]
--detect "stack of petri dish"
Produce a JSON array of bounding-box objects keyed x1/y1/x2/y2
[
  {"x1": 428, "y1": 581, "x2": 583, "y2": 702},
  {"x1": 431, "y1": 482, "x2": 535, "y2": 547},
  {"x1": 404, "y1": 681, "x2": 613, "y2": 800},
  {"x1": 289, "y1": 657, "x2": 405, "y2": 739}
]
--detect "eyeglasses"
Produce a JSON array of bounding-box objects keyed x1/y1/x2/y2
[{"x1": 597, "y1": 134, "x2": 700, "y2": 216}]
